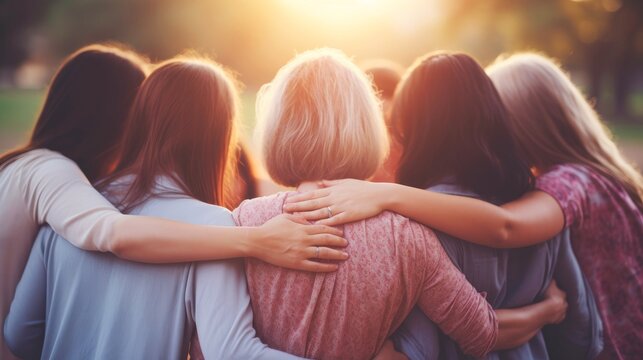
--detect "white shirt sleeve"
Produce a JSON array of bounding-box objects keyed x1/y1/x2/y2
[{"x1": 17, "y1": 150, "x2": 122, "y2": 251}]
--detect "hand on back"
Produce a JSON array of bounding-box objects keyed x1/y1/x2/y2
[
  {"x1": 250, "y1": 213, "x2": 349, "y2": 272},
  {"x1": 283, "y1": 179, "x2": 389, "y2": 226}
]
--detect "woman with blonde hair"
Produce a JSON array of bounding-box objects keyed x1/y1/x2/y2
[
  {"x1": 228, "y1": 48, "x2": 570, "y2": 360},
  {"x1": 285, "y1": 52, "x2": 642, "y2": 359}
]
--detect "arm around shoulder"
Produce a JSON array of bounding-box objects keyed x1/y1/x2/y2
[
  {"x1": 387, "y1": 184, "x2": 565, "y2": 248},
  {"x1": 19, "y1": 151, "x2": 122, "y2": 252}
]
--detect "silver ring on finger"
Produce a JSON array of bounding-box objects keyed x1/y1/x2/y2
[
  {"x1": 315, "y1": 246, "x2": 320, "y2": 258},
  {"x1": 326, "y1": 206, "x2": 333, "y2": 219}
]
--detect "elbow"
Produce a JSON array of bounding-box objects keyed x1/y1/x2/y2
[
  {"x1": 106, "y1": 217, "x2": 131, "y2": 258},
  {"x1": 491, "y1": 219, "x2": 513, "y2": 248},
  {"x1": 4, "y1": 316, "x2": 42, "y2": 359},
  {"x1": 463, "y1": 309, "x2": 499, "y2": 359},
  {"x1": 3, "y1": 318, "x2": 19, "y2": 358},
  {"x1": 107, "y1": 234, "x2": 126, "y2": 258}
]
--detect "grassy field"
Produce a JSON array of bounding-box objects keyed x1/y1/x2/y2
[
  {"x1": 1, "y1": 89, "x2": 642, "y2": 166},
  {"x1": 0, "y1": 89, "x2": 261, "y2": 150}
]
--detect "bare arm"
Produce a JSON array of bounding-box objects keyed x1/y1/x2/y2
[
  {"x1": 22, "y1": 151, "x2": 347, "y2": 272},
  {"x1": 283, "y1": 179, "x2": 564, "y2": 248},
  {"x1": 495, "y1": 281, "x2": 568, "y2": 350},
  {"x1": 111, "y1": 214, "x2": 348, "y2": 272}
]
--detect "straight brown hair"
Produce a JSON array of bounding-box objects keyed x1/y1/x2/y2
[{"x1": 100, "y1": 57, "x2": 239, "y2": 211}]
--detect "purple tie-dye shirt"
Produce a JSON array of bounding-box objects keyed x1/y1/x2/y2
[{"x1": 536, "y1": 164, "x2": 643, "y2": 360}]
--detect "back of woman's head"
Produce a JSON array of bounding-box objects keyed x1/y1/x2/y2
[
  {"x1": 107, "y1": 57, "x2": 239, "y2": 210},
  {"x1": 393, "y1": 52, "x2": 533, "y2": 202},
  {"x1": 256, "y1": 48, "x2": 389, "y2": 187},
  {"x1": 0, "y1": 44, "x2": 148, "y2": 181},
  {"x1": 487, "y1": 53, "x2": 643, "y2": 207}
]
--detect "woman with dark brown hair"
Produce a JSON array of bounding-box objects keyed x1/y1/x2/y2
[
  {"x1": 0, "y1": 46, "x2": 345, "y2": 360},
  {"x1": 5, "y1": 57, "x2": 335, "y2": 359}
]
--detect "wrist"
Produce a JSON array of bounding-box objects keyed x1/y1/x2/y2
[
  {"x1": 240, "y1": 226, "x2": 260, "y2": 258},
  {"x1": 541, "y1": 298, "x2": 561, "y2": 325},
  {"x1": 381, "y1": 182, "x2": 402, "y2": 213}
]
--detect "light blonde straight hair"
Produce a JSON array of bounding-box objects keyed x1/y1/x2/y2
[
  {"x1": 255, "y1": 48, "x2": 389, "y2": 187},
  {"x1": 487, "y1": 52, "x2": 643, "y2": 208}
]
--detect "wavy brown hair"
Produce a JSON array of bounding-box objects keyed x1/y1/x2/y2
[
  {"x1": 100, "y1": 57, "x2": 239, "y2": 211},
  {"x1": 0, "y1": 44, "x2": 147, "y2": 181},
  {"x1": 393, "y1": 52, "x2": 534, "y2": 202}
]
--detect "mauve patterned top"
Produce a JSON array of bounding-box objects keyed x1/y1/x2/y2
[
  {"x1": 233, "y1": 192, "x2": 498, "y2": 360},
  {"x1": 536, "y1": 164, "x2": 643, "y2": 360}
]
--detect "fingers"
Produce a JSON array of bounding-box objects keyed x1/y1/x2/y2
[
  {"x1": 305, "y1": 233, "x2": 347, "y2": 248},
  {"x1": 309, "y1": 246, "x2": 349, "y2": 261},
  {"x1": 285, "y1": 189, "x2": 331, "y2": 204},
  {"x1": 305, "y1": 224, "x2": 343, "y2": 236},
  {"x1": 294, "y1": 209, "x2": 331, "y2": 222},
  {"x1": 298, "y1": 260, "x2": 339, "y2": 273},
  {"x1": 283, "y1": 197, "x2": 332, "y2": 213},
  {"x1": 280, "y1": 213, "x2": 310, "y2": 225},
  {"x1": 314, "y1": 212, "x2": 349, "y2": 227}
]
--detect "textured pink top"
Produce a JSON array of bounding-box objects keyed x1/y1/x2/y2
[
  {"x1": 233, "y1": 192, "x2": 497, "y2": 360},
  {"x1": 536, "y1": 164, "x2": 643, "y2": 360}
]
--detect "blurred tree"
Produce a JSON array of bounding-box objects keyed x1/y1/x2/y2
[
  {"x1": 0, "y1": 0, "x2": 52, "y2": 84},
  {"x1": 1, "y1": 0, "x2": 641, "y2": 119}
]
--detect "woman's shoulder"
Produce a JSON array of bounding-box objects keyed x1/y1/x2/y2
[
  {"x1": 16, "y1": 148, "x2": 71, "y2": 164},
  {"x1": 0, "y1": 148, "x2": 87, "y2": 195},
  {"x1": 537, "y1": 163, "x2": 624, "y2": 194},
  {"x1": 536, "y1": 163, "x2": 596, "y2": 189},
  {"x1": 232, "y1": 191, "x2": 292, "y2": 226},
  {"x1": 1, "y1": 148, "x2": 75, "y2": 173},
  {"x1": 359, "y1": 210, "x2": 439, "y2": 242}
]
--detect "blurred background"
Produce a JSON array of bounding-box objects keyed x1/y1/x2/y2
[{"x1": 1, "y1": 0, "x2": 642, "y2": 166}]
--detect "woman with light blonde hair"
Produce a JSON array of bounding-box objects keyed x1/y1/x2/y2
[
  {"x1": 233, "y1": 48, "x2": 569, "y2": 360},
  {"x1": 285, "y1": 52, "x2": 642, "y2": 359}
]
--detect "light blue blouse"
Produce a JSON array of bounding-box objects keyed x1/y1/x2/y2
[{"x1": 3, "y1": 176, "x2": 302, "y2": 360}]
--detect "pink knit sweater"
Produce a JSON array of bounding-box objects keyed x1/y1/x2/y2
[{"x1": 233, "y1": 192, "x2": 498, "y2": 360}]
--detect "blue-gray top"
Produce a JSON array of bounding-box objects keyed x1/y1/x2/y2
[
  {"x1": 3, "y1": 176, "x2": 302, "y2": 360},
  {"x1": 393, "y1": 183, "x2": 603, "y2": 360}
]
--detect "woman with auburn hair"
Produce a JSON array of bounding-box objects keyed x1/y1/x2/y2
[
  {"x1": 1, "y1": 44, "x2": 346, "y2": 360},
  {"x1": 5, "y1": 57, "x2": 325, "y2": 359},
  {"x1": 286, "y1": 52, "x2": 639, "y2": 358},
  {"x1": 230, "y1": 48, "x2": 570, "y2": 360}
]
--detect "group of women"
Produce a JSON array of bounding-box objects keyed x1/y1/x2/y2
[{"x1": 0, "y1": 43, "x2": 640, "y2": 360}]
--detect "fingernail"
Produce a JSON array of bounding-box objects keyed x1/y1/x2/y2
[{"x1": 342, "y1": 252, "x2": 349, "y2": 259}]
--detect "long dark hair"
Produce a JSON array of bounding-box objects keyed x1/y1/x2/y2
[
  {"x1": 100, "y1": 58, "x2": 239, "y2": 211},
  {"x1": 0, "y1": 44, "x2": 147, "y2": 182},
  {"x1": 393, "y1": 52, "x2": 534, "y2": 202}
]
